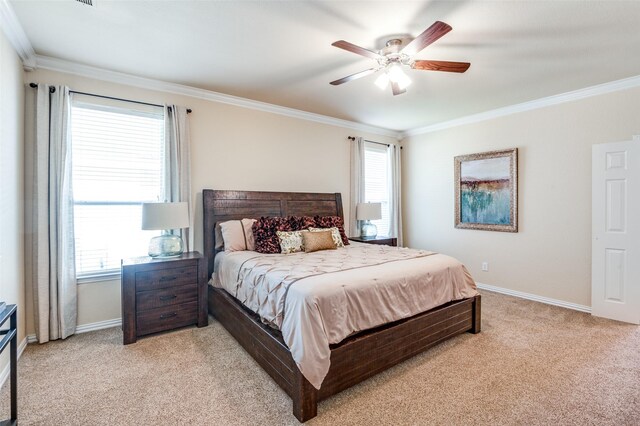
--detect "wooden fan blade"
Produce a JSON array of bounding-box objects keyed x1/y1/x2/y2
[
  {"x1": 332, "y1": 40, "x2": 382, "y2": 60},
  {"x1": 330, "y1": 68, "x2": 378, "y2": 86},
  {"x1": 401, "y1": 21, "x2": 452, "y2": 56},
  {"x1": 391, "y1": 82, "x2": 406, "y2": 96},
  {"x1": 412, "y1": 60, "x2": 470, "y2": 73}
]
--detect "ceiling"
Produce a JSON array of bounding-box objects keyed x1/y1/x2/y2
[{"x1": 10, "y1": 0, "x2": 640, "y2": 132}]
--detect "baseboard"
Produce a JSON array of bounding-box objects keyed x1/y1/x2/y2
[
  {"x1": 0, "y1": 337, "x2": 28, "y2": 389},
  {"x1": 75, "y1": 318, "x2": 122, "y2": 334},
  {"x1": 26, "y1": 317, "x2": 122, "y2": 344},
  {"x1": 476, "y1": 282, "x2": 591, "y2": 313}
]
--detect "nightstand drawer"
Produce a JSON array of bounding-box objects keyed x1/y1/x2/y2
[
  {"x1": 135, "y1": 266, "x2": 197, "y2": 291},
  {"x1": 136, "y1": 301, "x2": 198, "y2": 336},
  {"x1": 136, "y1": 284, "x2": 198, "y2": 311}
]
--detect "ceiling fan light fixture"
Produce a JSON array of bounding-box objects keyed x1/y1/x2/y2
[
  {"x1": 388, "y1": 65, "x2": 412, "y2": 90},
  {"x1": 330, "y1": 21, "x2": 467, "y2": 95},
  {"x1": 374, "y1": 72, "x2": 390, "y2": 90}
]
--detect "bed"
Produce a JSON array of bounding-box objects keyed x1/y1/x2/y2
[{"x1": 204, "y1": 189, "x2": 481, "y2": 422}]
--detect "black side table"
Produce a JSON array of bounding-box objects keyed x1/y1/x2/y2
[{"x1": 0, "y1": 304, "x2": 17, "y2": 425}]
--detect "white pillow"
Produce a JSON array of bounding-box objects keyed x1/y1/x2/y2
[
  {"x1": 219, "y1": 218, "x2": 256, "y2": 252},
  {"x1": 242, "y1": 218, "x2": 256, "y2": 251},
  {"x1": 276, "y1": 230, "x2": 308, "y2": 254}
]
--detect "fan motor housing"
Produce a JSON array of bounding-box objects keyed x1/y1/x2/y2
[{"x1": 379, "y1": 39, "x2": 412, "y2": 67}]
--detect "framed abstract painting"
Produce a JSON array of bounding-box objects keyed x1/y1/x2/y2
[{"x1": 454, "y1": 148, "x2": 518, "y2": 232}]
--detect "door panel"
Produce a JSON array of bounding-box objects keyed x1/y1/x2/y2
[
  {"x1": 604, "y1": 248, "x2": 625, "y2": 302},
  {"x1": 605, "y1": 179, "x2": 626, "y2": 232},
  {"x1": 592, "y1": 138, "x2": 639, "y2": 324}
]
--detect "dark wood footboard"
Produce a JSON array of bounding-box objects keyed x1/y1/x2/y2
[
  {"x1": 209, "y1": 286, "x2": 480, "y2": 422},
  {"x1": 208, "y1": 286, "x2": 319, "y2": 420},
  {"x1": 318, "y1": 294, "x2": 480, "y2": 400}
]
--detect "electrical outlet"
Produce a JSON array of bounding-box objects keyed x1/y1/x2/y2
[{"x1": 482, "y1": 262, "x2": 489, "y2": 272}]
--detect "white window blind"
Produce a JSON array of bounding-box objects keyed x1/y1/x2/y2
[
  {"x1": 71, "y1": 96, "x2": 164, "y2": 278},
  {"x1": 364, "y1": 142, "x2": 391, "y2": 237}
]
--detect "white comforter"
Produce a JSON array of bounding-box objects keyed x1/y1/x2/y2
[{"x1": 212, "y1": 242, "x2": 478, "y2": 389}]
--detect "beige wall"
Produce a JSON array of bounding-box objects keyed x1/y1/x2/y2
[
  {"x1": 0, "y1": 31, "x2": 26, "y2": 364},
  {"x1": 403, "y1": 87, "x2": 640, "y2": 307},
  {"x1": 25, "y1": 60, "x2": 637, "y2": 334},
  {"x1": 24, "y1": 68, "x2": 396, "y2": 334}
]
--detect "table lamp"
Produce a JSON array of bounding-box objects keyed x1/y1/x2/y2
[
  {"x1": 141, "y1": 202, "x2": 189, "y2": 257},
  {"x1": 356, "y1": 202, "x2": 382, "y2": 238}
]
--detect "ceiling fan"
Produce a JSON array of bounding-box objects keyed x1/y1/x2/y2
[{"x1": 330, "y1": 21, "x2": 470, "y2": 95}]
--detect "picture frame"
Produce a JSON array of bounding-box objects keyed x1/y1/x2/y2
[{"x1": 454, "y1": 148, "x2": 518, "y2": 232}]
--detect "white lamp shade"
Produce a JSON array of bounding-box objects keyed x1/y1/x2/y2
[
  {"x1": 356, "y1": 202, "x2": 382, "y2": 221},
  {"x1": 388, "y1": 65, "x2": 412, "y2": 90},
  {"x1": 374, "y1": 72, "x2": 389, "y2": 90},
  {"x1": 141, "y1": 202, "x2": 189, "y2": 230}
]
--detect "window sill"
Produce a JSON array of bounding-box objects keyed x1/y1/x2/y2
[{"x1": 77, "y1": 272, "x2": 120, "y2": 284}]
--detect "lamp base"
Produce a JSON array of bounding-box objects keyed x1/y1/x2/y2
[
  {"x1": 361, "y1": 220, "x2": 378, "y2": 238},
  {"x1": 148, "y1": 234, "x2": 184, "y2": 258}
]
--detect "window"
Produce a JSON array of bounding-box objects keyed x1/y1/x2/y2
[
  {"x1": 363, "y1": 141, "x2": 391, "y2": 236},
  {"x1": 71, "y1": 96, "x2": 164, "y2": 279}
]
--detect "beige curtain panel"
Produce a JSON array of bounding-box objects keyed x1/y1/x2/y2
[
  {"x1": 163, "y1": 105, "x2": 193, "y2": 251},
  {"x1": 349, "y1": 136, "x2": 365, "y2": 237},
  {"x1": 24, "y1": 84, "x2": 77, "y2": 343},
  {"x1": 388, "y1": 143, "x2": 403, "y2": 247}
]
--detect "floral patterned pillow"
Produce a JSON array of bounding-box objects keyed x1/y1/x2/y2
[
  {"x1": 253, "y1": 215, "x2": 349, "y2": 253},
  {"x1": 252, "y1": 216, "x2": 293, "y2": 253},
  {"x1": 313, "y1": 216, "x2": 350, "y2": 245},
  {"x1": 309, "y1": 227, "x2": 344, "y2": 248},
  {"x1": 276, "y1": 230, "x2": 308, "y2": 254},
  {"x1": 288, "y1": 216, "x2": 316, "y2": 230}
]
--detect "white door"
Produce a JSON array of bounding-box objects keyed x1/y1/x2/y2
[{"x1": 592, "y1": 136, "x2": 640, "y2": 324}]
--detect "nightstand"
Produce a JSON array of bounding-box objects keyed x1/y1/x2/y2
[
  {"x1": 121, "y1": 251, "x2": 207, "y2": 344},
  {"x1": 349, "y1": 236, "x2": 398, "y2": 247}
]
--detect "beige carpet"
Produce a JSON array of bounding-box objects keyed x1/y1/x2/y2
[{"x1": 2, "y1": 291, "x2": 639, "y2": 425}]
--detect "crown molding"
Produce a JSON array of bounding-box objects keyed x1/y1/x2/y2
[
  {"x1": 0, "y1": 0, "x2": 36, "y2": 70},
  {"x1": 33, "y1": 55, "x2": 401, "y2": 139},
  {"x1": 403, "y1": 74, "x2": 640, "y2": 138}
]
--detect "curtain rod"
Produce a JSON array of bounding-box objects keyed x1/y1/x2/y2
[
  {"x1": 29, "y1": 83, "x2": 192, "y2": 113},
  {"x1": 29, "y1": 82, "x2": 56, "y2": 93},
  {"x1": 347, "y1": 136, "x2": 389, "y2": 147},
  {"x1": 348, "y1": 136, "x2": 403, "y2": 150}
]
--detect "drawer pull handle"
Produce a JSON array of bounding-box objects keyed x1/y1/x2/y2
[
  {"x1": 159, "y1": 276, "x2": 177, "y2": 282},
  {"x1": 159, "y1": 295, "x2": 177, "y2": 301},
  {"x1": 160, "y1": 312, "x2": 177, "y2": 320}
]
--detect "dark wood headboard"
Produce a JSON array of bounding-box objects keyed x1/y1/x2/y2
[{"x1": 203, "y1": 189, "x2": 344, "y2": 278}]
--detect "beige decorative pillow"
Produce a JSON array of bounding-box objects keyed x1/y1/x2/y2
[
  {"x1": 219, "y1": 218, "x2": 256, "y2": 252},
  {"x1": 219, "y1": 220, "x2": 247, "y2": 252},
  {"x1": 276, "y1": 230, "x2": 308, "y2": 254},
  {"x1": 309, "y1": 227, "x2": 344, "y2": 248},
  {"x1": 302, "y1": 230, "x2": 337, "y2": 253},
  {"x1": 241, "y1": 218, "x2": 256, "y2": 251}
]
